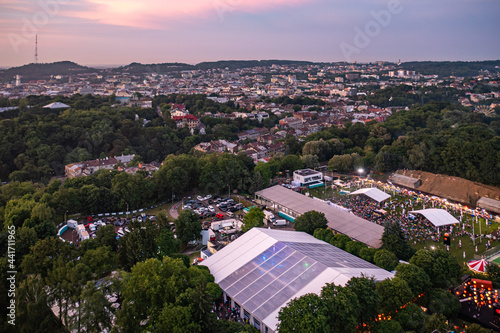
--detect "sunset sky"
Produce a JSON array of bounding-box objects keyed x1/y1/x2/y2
[{"x1": 1, "y1": 0, "x2": 499, "y2": 67}]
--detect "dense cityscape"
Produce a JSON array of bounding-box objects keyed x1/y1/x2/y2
[{"x1": 1, "y1": 0, "x2": 500, "y2": 332}]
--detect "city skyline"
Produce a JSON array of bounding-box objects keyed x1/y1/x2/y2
[{"x1": 1, "y1": 0, "x2": 499, "y2": 67}]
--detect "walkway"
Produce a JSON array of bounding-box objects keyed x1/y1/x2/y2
[{"x1": 169, "y1": 201, "x2": 182, "y2": 219}]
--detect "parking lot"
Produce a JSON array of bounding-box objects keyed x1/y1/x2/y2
[
  {"x1": 182, "y1": 195, "x2": 244, "y2": 223},
  {"x1": 61, "y1": 194, "x2": 252, "y2": 247}
]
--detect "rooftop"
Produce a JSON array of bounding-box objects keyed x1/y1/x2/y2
[
  {"x1": 255, "y1": 185, "x2": 384, "y2": 248},
  {"x1": 201, "y1": 228, "x2": 393, "y2": 332},
  {"x1": 294, "y1": 168, "x2": 321, "y2": 176},
  {"x1": 409, "y1": 208, "x2": 459, "y2": 227}
]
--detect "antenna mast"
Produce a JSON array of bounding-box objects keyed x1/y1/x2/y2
[{"x1": 35, "y1": 35, "x2": 38, "y2": 64}]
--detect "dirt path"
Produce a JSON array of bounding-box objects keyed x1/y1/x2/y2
[{"x1": 169, "y1": 201, "x2": 182, "y2": 219}]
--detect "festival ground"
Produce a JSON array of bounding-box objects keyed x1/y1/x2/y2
[{"x1": 307, "y1": 178, "x2": 500, "y2": 270}]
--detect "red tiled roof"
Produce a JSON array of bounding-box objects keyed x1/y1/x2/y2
[{"x1": 172, "y1": 114, "x2": 198, "y2": 121}]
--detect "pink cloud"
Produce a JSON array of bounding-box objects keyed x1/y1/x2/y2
[{"x1": 61, "y1": 0, "x2": 315, "y2": 29}]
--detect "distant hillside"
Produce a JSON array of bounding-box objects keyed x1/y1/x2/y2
[
  {"x1": 4, "y1": 60, "x2": 499, "y2": 82},
  {"x1": 195, "y1": 59, "x2": 314, "y2": 70},
  {"x1": 111, "y1": 60, "x2": 315, "y2": 73},
  {"x1": 401, "y1": 60, "x2": 500, "y2": 77},
  {"x1": 0, "y1": 61, "x2": 95, "y2": 82},
  {"x1": 109, "y1": 62, "x2": 195, "y2": 74}
]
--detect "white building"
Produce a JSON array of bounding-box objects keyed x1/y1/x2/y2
[{"x1": 293, "y1": 169, "x2": 323, "y2": 187}]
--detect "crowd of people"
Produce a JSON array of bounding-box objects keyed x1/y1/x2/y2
[
  {"x1": 212, "y1": 299, "x2": 243, "y2": 323},
  {"x1": 328, "y1": 180, "x2": 496, "y2": 254}
]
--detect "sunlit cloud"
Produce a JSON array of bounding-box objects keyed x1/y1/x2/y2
[{"x1": 61, "y1": 0, "x2": 315, "y2": 29}]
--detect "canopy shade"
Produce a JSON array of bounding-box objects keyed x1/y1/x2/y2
[
  {"x1": 349, "y1": 188, "x2": 391, "y2": 203},
  {"x1": 409, "y1": 208, "x2": 459, "y2": 227}
]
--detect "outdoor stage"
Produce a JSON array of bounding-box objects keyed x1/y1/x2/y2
[{"x1": 456, "y1": 278, "x2": 500, "y2": 330}]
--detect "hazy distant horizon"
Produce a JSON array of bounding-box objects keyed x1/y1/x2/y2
[
  {"x1": 2, "y1": 58, "x2": 500, "y2": 71},
  {"x1": 1, "y1": 0, "x2": 499, "y2": 68}
]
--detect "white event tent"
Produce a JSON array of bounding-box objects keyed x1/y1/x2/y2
[
  {"x1": 201, "y1": 228, "x2": 394, "y2": 333},
  {"x1": 409, "y1": 208, "x2": 459, "y2": 228},
  {"x1": 349, "y1": 188, "x2": 391, "y2": 203}
]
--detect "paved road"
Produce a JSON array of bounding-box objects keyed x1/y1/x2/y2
[{"x1": 169, "y1": 201, "x2": 182, "y2": 219}]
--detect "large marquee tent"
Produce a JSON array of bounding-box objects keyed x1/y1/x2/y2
[
  {"x1": 349, "y1": 188, "x2": 391, "y2": 203},
  {"x1": 201, "y1": 228, "x2": 393, "y2": 332},
  {"x1": 409, "y1": 208, "x2": 459, "y2": 228}
]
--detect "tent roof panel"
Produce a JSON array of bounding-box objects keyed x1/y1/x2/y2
[
  {"x1": 201, "y1": 228, "x2": 393, "y2": 332},
  {"x1": 349, "y1": 188, "x2": 391, "y2": 203},
  {"x1": 409, "y1": 208, "x2": 459, "y2": 227}
]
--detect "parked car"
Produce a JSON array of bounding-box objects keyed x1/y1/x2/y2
[
  {"x1": 226, "y1": 211, "x2": 234, "y2": 217},
  {"x1": 197, "y1": 195, "x2": 204, "y2": 201},
  {"x1": 208, "y1": 205, "x2": 215, "y2": 212},
  {"x1": 215, "y1": 213, "x2": 224, "y2": 219}
]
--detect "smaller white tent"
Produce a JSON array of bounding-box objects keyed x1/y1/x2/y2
[
  {"x1": 409, "y1": 208, "x2": 459, "y2": 227},
  {"x1": 349, "y1": 188, "x2": 391, "y2": 203},
  {"x1": 43, "y1": 102, "x2": 70, "y2": 109}
]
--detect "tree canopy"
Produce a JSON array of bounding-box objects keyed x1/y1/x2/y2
[
  {"x1": 294, "y1": 210, "x2": 328, "y2": 235},
  {"x1": 242, "y1": 207, "x2": 265, "y2": 233}
]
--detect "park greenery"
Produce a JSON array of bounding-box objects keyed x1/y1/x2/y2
[{"x1": 0, "y1": 178, "x2": 259, "y2": 332}]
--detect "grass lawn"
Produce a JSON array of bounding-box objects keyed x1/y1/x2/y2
[
  {"x1": 145, "y1": 202, "x2": 174, "y2": 216},
  {"x1": 492, "y1": 256, "x2": 500, "y2": 265}
]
